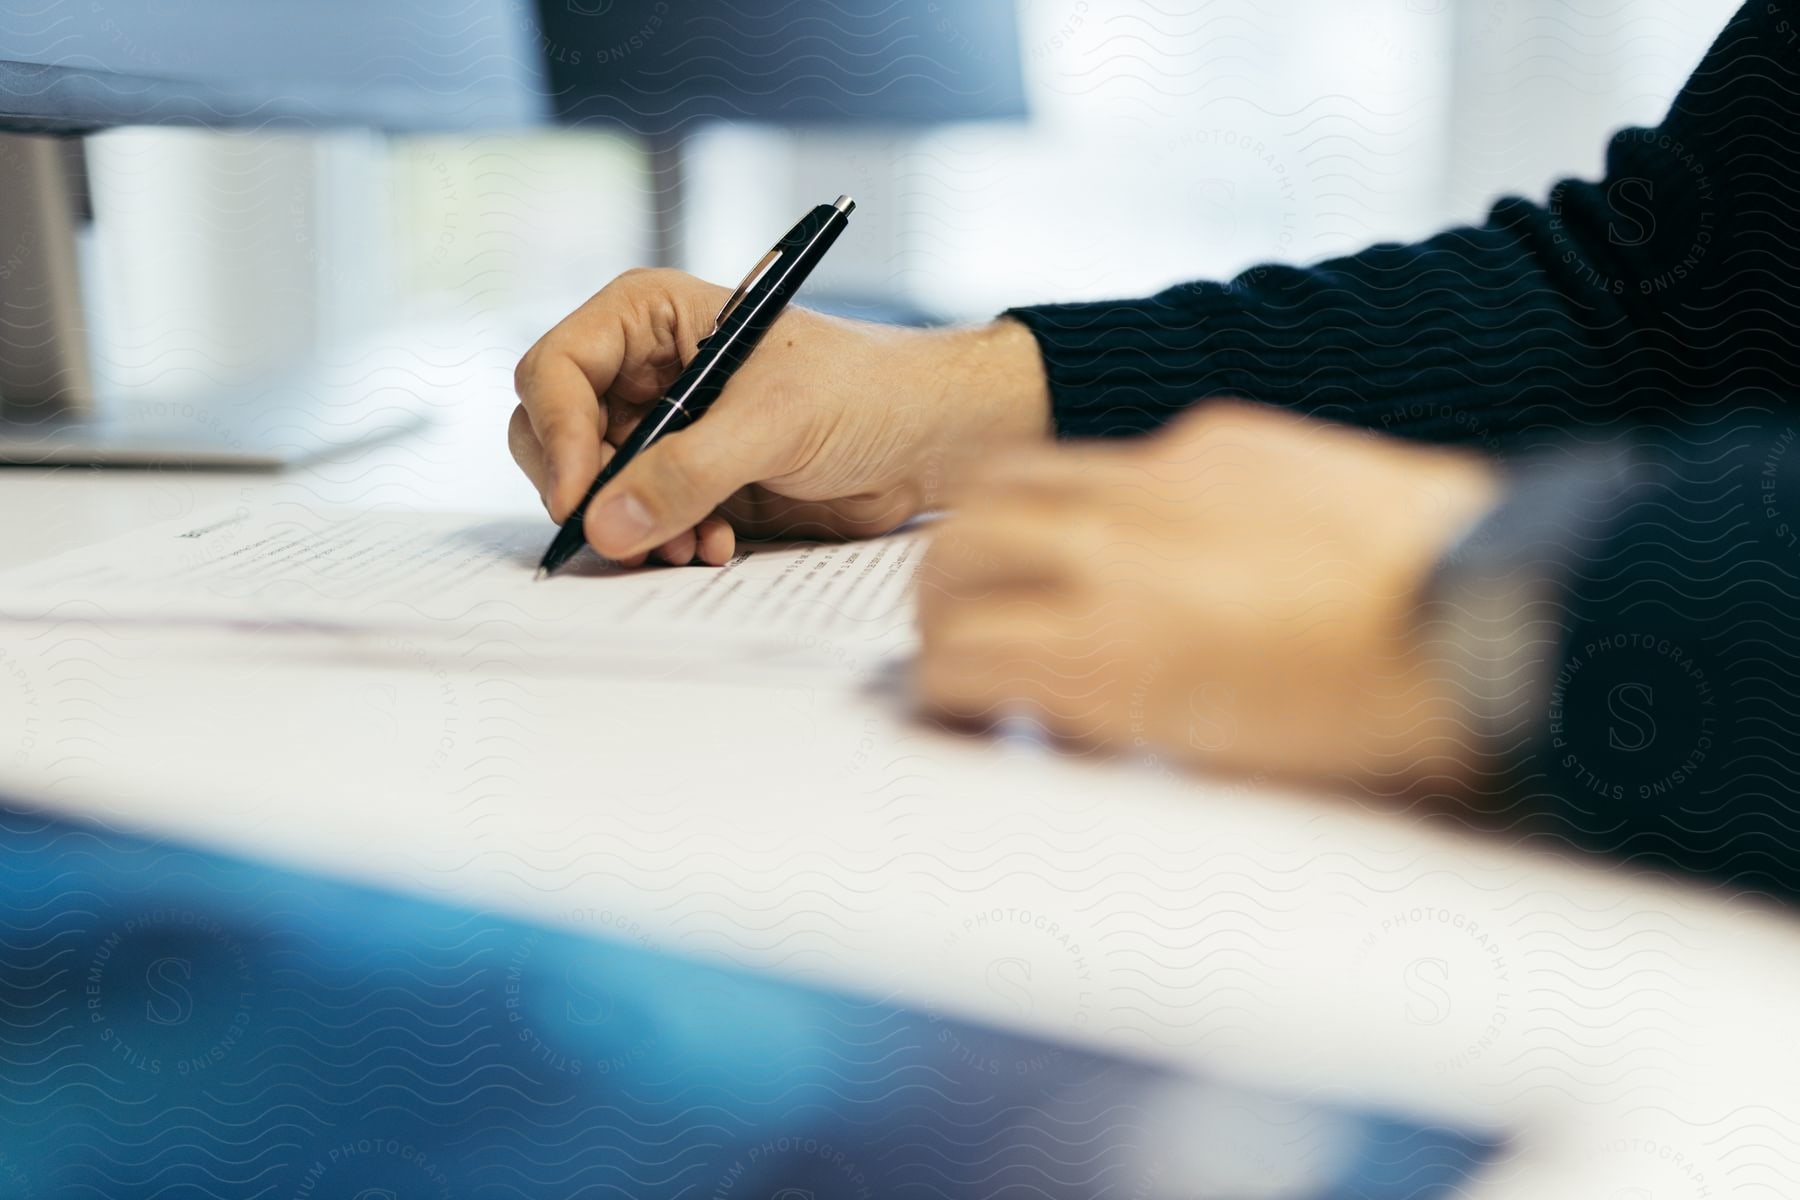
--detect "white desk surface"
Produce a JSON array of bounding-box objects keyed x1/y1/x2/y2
[{"x1": 3, "y1": 356, "x2": 1799, "y2": 1199}]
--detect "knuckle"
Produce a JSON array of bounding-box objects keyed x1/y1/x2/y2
[
  {"x1": 1188, "y1": 397, "x2": 1285, "y2": 445},
  {"x1": 506, "y1": 405, "x2": 534, "y2": 459},
  {"x1": 512, "y1": 349, "x2": 541, "y2": 399},
  {"x1": 594, "y1": 269, "x2": 649, "y2": 305},
  {"x1": 612, "y1": 266, "x2": 683, "y2": 295},
  {"x1": 1170, "y1": 403, "x2": 1227, "y2": 438}
]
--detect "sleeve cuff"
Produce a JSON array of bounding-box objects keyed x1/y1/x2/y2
[{"x1": 1002, "y1": 284, "x2": 1261, "y2": 439}]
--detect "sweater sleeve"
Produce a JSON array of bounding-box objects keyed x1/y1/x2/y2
[
  {"x1": 1004, "y1": 0, "x2": 1800, "y2": 446},
  {"x1": 1480, "y1": 421, "x2": 1800, "y2": 901}
]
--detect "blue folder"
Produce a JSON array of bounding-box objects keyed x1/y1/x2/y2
[{"x1": 0, "y1": 802, "x2": 1493, "y2": 1198}]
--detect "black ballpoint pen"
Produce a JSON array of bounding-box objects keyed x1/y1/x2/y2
[{"x1": 535, "y1": 194, "x2": 857, "y2": 579}]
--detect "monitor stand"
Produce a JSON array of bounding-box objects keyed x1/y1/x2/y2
[{"x1": 0, "y1": 130, "x2": 423, "y2": 470}]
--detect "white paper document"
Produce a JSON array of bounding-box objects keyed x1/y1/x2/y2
[{"x1": 0, "y1": 504, "x2": 926, "y2": 660}]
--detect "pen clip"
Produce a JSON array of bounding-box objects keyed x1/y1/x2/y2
[{"x1": 714, "y1": 246, "x2": 784, "y2": 331}]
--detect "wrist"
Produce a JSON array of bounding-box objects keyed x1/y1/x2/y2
[
  {"x1": 967, "y1": 316, "x2": 1053, "y2": 438},
  {"x1": 1365, "y1": 457, "x2": 1506, "y2": 786},
  {"x1": 904, "y1": 317, "x2": 1052, "y2": 509}
]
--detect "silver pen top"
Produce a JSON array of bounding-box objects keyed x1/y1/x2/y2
[{"x1": 832, "y1": 194, "x2": 856, "y2": 216}]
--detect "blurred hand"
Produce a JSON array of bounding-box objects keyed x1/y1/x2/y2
[
  {"x1": 509, "y1": 268, "x2": 1049, "y2": 566},
  {"x1": 916, "y1": 402, "x2": 1502, "y2": 785}
]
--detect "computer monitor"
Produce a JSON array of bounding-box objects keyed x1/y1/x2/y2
[
  {"x1": 0, "y1": 0, "x2": 546, "y2": 465},
  {"x1": 536, "y1": 0, "x2": 1025, "y2": 130},
  {"x1": 0, "y1": 0, "x2": 545, "y2": 133},
  {"x1": 535, "y1": 0, "x2": 1026, "y2": 270},
  {"x1": 0, "y1": 1, "x2": 1024, "y2": 467}
]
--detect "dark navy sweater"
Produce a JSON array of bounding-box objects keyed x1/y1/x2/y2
[{"x1": 1009, "y1": 0, "x2": 1800, "y2": 903}]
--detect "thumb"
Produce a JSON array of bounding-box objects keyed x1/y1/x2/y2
[{"x1": 582, "y1": 402, "x2": 791, "y2": 559}]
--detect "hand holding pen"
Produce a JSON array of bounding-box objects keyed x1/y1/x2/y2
[
  {"x1": 533, "y1": 196, "x2": 854, "y2": 577},
  {"x1": 506, "y1": 197, "x2": 1052, "y2": 572}
]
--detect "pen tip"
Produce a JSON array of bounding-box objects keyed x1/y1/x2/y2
[{"x1": 533, "y1": 567, "x2": 549, "y2": 582}]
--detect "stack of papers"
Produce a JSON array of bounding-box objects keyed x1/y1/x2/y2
[{"x1": 0, "y1": 503, "x2": 928, "y2": 671}]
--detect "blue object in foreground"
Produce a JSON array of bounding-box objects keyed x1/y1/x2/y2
[{"x1": 0, "y1": 802, "x2": 1494, "y2": 1198}]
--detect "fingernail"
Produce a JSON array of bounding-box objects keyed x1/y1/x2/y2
[{"x1": 589, "y1": 492, "x2": 653, "y2": 553}]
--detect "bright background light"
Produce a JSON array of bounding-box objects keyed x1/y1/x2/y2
[{"x1": 79, "y1": 0, "x2": 1746, "y2": 401}]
